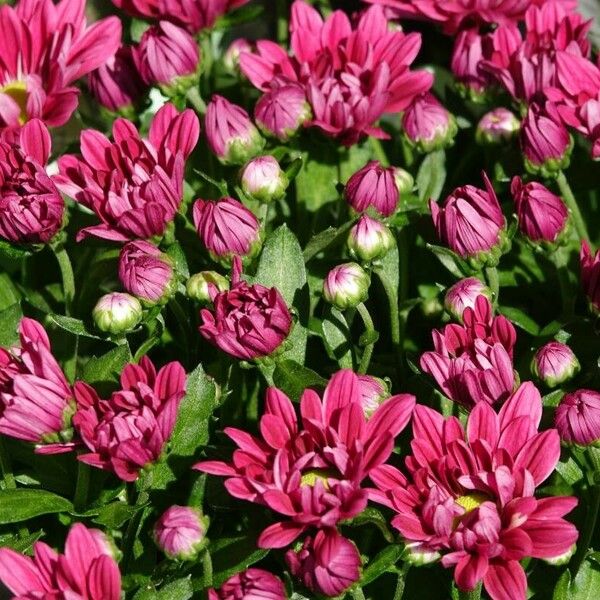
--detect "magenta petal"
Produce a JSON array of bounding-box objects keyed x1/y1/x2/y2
[
  {"x1": 258, "y1": 522, "x2": 305, "y2": 549},
  {"x1": 483, "y1": 561, "x2": 527, "y2": 600}
]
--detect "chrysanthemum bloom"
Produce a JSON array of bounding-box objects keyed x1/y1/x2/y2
[
  {"x1": 421, "y1": 295, "x2": 517, "y2": 408},
  {"x1": 286, "y1": 528, "x2": 361, "y2": 597},
  {"x1": 204, "y1": 95, "x2": 265, "y2": 165},
  {"x1": 555, "y1": 389, "x2": 600, "y2": 446},
  {"x1": 347, "y1": 215, "x2": 395, "y2": 262},
  {"x1": 323, "y1": 263, "x2": 371, "y2": 310},
  {"x1": 511, "y1": 177, "x2": 568, "y2": 244},
  {"x1": 0, "y1": 523, "x2": 121, "y2": 600},
  {"x1": 532, "y1": 341, "x2": 580, "y2": 388},
  {"x1": 135, "y1": 21, "x2": 200, "y2": 92},
  {"x1": 73, "y1": 357, "x2": 186, "y2": 481},
  {"x1": 430, "y1": 172, "x2": 507, "y2": 266},
  {"x1": 521, "y1": 105, "x2": 572, "y2": 177},
  {"x1": 0, "y1": 318, "x2": 75, "y2": 452},
  {"x1": 118, "y1": 240, "x2": 175, "y2": 305},
  {"x1": 193, "y1": 197, "x2": 261, "y2": 262},
  {"x1": 254, "y1": 84, "x2": 311, "y2": 142},
  {"x1": 369, "y1": 382, "x2": 578, "y2": 600},
  {"x1": 196, "y1": 369, "x2": 415, "y2": 547},
  {"x1": 208, "y1": 568, "x2": 286, "y2": 600},
  {"x1": 345, "y1": 161, "x2": 399, "y2": 217},
  {"x1": 154, "y1": 505, "x2": 209, "y2": 560},
  {"x1": 112, "y1": 0, "x2": 251, "y2": 35},
  {"x1": 240, "y1": 1, "x2": 433, "y2": 145},
  {"x1": 55, "y1": 103, "x2": 199, "y2": 242},
  {"x1": 0, "y1": 0, "x2": 121, "y2": 131},
  {"x1": 93, "y1": 292, "x2": 143, "y2": 336},
  {"x1": 240, "y1": 156, "x2": 289, "y2": 203},
  {"x1": 402, "y1": 93, "x2": 457, "y2": 152},
  {"x1": 199, "y1": 257, "x2": 291, "y2": 360},
  {"x1": 0, "y1": 119, "x2": 64, "y2": 244},
  {"x1": 476, "y1": 108, "x2": 520, "y2": 144},
  {"x1": 444, "y1": 278, "x2": 492, "y2": 323},
  {"x1": 88, "y1": 45, "x2": 146, "y2": 116},
  {"x1": 580, "y1": 241, "x2": 600, "y2": 313}
]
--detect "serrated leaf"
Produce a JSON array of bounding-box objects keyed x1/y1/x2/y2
[
  {"x1": 165, "y1": 242, "x2": 189, "y2": 279},
  {"x1": 0, "y1": 273, "x2": 21, "y2": 310},
  {"x1": 93, "y1": 502, "x2": 142, "y2": 529},
  {"x1": 0, "y1": 530, "x2": 44, "y2": 553},
  {"x1": 555, "y1": 456, "x2": 584, "y2": 486},
  {"x1": 321, "y1": 305, "x2": 353, "y2": 368},
  {"x1": 0, "y1": 239, "x2": 39, "y2": 260},
  {"x1": 361, "y1": 544, "x2": 405, "y2": 586},
  {"x1": 134, "y1": 576, "x2": 193, "y2": 600},
  {"x1": 0, "y1": 302, "x2": 22, "y2": 346},
  {"x1": 0, "y1": 489, "x2": 73, "y2": 523},
  {"x1": 47, "y1": 314, "x2": 105, "y2": 340},
  {"x1": 417, "y1": 150, "x2": 446, "y2": 202},
  {"x1": 273, "y1": 359, "x2": 327, "y2": 402},
  {"x1": 553, "y1": 557, "x2": 600, "y2": 599},
  {"x1": 82, "y1": 345, "x2": 132, "y2": 385},
  {"x1": 303, "y1": 221, "x2": 354, "y2": 263}
]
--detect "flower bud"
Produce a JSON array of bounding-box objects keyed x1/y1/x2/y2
[
  {"x1": 451, "y1": 29, "x2": 489, "y2": 100},
  {"x1": 223, "y1": 38, "x2": 252, "y2": 74},
  {"x1": 430, "y1": 171, "x2": 508, "y2": 268},
  {"x1": 394, "y1": 167, "x2": 414, "y2": 195},
  {"x1": 193, "y1": 197, "x2": 261, "y2": 263},
  {"x1": 240, "y1": 155, "x2": 288, "y2": 203},
  {"x1": 93, "y1": 293, "x2": 143, "y2": 335},
  {"x1": 476, "y1": 108, "x2": 520, "y2": 144},
  {"x1": 521, "y1": 104, "x2": 573, "y2": 178},
  {"x1": 323, "y1": 263, "x2": 370, "y2": 310},
  {"x1": 402, "y1": 93, "x2": 457, "y2": 153},
  {"x1": 581, "y1": 241, "x2": 600, "y2": 313},
  {"x1": 403, "y1": 542, "x2": 441, "y2": 565},
  {"x1": 345, "y1": 161, "x2": 399, "y2": 217},
  {"x1": 511, "y1": 177, "x2": 568, "y2": 245},
  {"x1": 187, "y1": 271, "x2": 229, "y2": 304},
  {"x1": 88, "y1": 45, "x2": 146, "y2": 117},
  {"x1": 205, "y1": 95, "x2": 265, "y2": 165},
  {"x1": 357, "y1": 375, "x2": 389, "y2": 418},
  {"x1": 444, "y1": 278, "x2": 492, "y2": 322},
  {"x1": 118, "y1": 241, "x2": 175, "y2": 305},
  {"x1": 555, "y1": 389, "x2": 600, "y2": 446},
  {"x1": 208, "y1": 569, "x2": 286, "y2": 600},
  {"x1": 135, "y1": 22, "x2": 200, "y2": 95},
  {"x1": 347, "y1": 215, "x2": 395, "y2": 262},
  {"x1": 532, "y1": 342, "x2": 580, "y2": 388},
  {"x1": 254, "y1": 84, "x2": 311, "y2": 142},
  {"x1": 153, "y1": 505, "x2": 208, "y2": 560}
]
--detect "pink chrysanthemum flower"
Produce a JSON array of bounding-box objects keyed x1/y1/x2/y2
[
  {"x1": 369, "y1": 382, "x2": 578, "y2": 600},
  {"x1": 195, "y1": 369, "x2": 415, "y2": 548}
]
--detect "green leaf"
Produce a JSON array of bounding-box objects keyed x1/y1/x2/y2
[
  {"x1": 0, "y1": 239, "x2": 39, "y2": 260},
  {"x1": 93, "y1": 502, "x2": 142, "y2": 529},
  {"x1": 211, "y1": 535, "x2": 269, "y2": 588},
  {"x1": 165, "y1": 242, "x2": 189, "y2": 279},
  {"x1": 47, "y1": 314, "x2": 105, "y2": 340},
  {"x1": 361, "y1": 544, "x2": 405, "y2": 586},
  {"x1": 321, "y1": 305, "x2": 353, "y2": 369},
  {"x1": 217, "y1": 3, "x2": 263, "y2": 26},
  {"x1": 377, "y1": 236, "x2": 400, "y2": 297},
  {"x1": 0, "y1": 302, "x2": 22, "y2": 346},
  {"x1": 256, "y1": 225, "x2": 308, "y2": 364},
  {"x1": 426, "y1": 244, "x2": 473, "y2": 279},
  {"x1": 553, "y1": 557, "x2": 600, "y2": 599},
  {"x1": 82, "y1": 345, "x2": 132, "y2": 385},
  {"x1": 417, "y1": 150, "x2": 446, "y2": 202},
  {"x1": 555, "y1": 456, "x2": 584, "y2": 486},
  {"x1": 0, "y1": 530, "x2": 44, "y2": 553},
  {"x1": 498, "y1": 306, "x2": 540, "y2": 336},
  {"x1": 134, "y1": 576, "x2": 193, "y2": 600},
  {"x1": 303, "y1": 221, "x2": 354, "y2": 263},
  {"x1": 0, "y1": 273, "x2": 21, "y2": 310},
  {"x1": 0, "y1": 489, "x2": 73, "y2": 523},
  {"x1": 273, "y1": 359, "x2": 327, "y2": 402},
  {"x1": 346, "y1": 507, "x2": 395, "y2": 543},
  {"x1": 170, "y1": 363, "x2": 219, "y2": 457},
  {"x1": 130, "y1": 18, "x2": 150, "y2": 42}
]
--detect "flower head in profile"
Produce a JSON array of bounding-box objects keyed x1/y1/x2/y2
[
  {"x1": 0, "y1": 523, "x2": 121, "y2": 600},
  {"x1": 0, "y1": 120, "x2": 64, "y2": 245},
  {"x1": 154, "y1": 505, "x2": 209, "y2": 560},
  {"x1": 0, "y1": 0, "x2": 121, "y2": 131},
  {"x1": 199, "y1": 256, "x2": 292, "y2": 360},
  {"x1": 580, "y1": 241, "x2": 600, "y2": 314},
  {"x1": 0, "y1": 318, "x2": 75, "y2": 452},
  {"x1": 370, "y1": 382, "x2": 578, "y2": 600},
  {"x1": 208, "y1": 568, "x2": 286, "y2": 600},
  {"x1": 345, "y1": 161, "x2": 399, "y2": 217},
  {"x1": 73, "y1": 357, "x2": 186, "y2": 481},
  {"x1": 421, "y1": 296, "x2": 517, "y2": 409},
  {"x1": 55, "y1": 103, "x2": 199, "y2": 242},
  {"x1": 555, "y1": 389, "x2": 600, "y2": 446},
  {"x1": 240, "y1": 1, "x2": 433, "y2": 145},
  {"x1": 195, "y1": 369, "x2": 415, "y2": 548}
]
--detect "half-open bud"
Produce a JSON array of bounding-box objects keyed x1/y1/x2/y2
[
  {"x1": 240, "y1": 155, "x2": 288, "y2": 203},
  {"x1": 93, "y1": 293, "x2": 143, "y2": 335},
  {"x1": 323, "y1": 263, "x2": 370, "y2": 310}
]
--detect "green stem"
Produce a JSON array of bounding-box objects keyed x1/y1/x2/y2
[
  {"x1": 202, "y1": 549, "x2": 213, "y2": 589},
  {"x1": 485, "y1": 266, "x2": 500, "y2": 306},
  {"x1": 393, "y1": 563, "x2": 411, "y2": 600},
  {"x1": 351, "y1": 588, "x2": 366, "y2": 600},
  {"x1": 0, "y1": 436, "x2": 16, "y2": 489},
  {"x1": 571, "y1": 478, "x2": 600, "y2": 574},
  {"x1": 276, "y1": 0, "x2": 288, "y2": 44},
  {"x1": 551, "y1": 247, "x2": 574, "y2": 317},
  {"x1": 375, "y1": 268, "x2": 402, "y2": 379},
  {"x1": 556, "y1": 170, "x2": 589, "y2": 241},
  {"x1": 370, "y1": 137, "x2": 389, "y2": 166},
  {"x1": 52, "y1": 245, "x2": 76, "y2": 315},
  {"x1": 73, "y1": 461, "x2": 90, "y2": 512},
  {"x1": 185, "y1": 86, "x2": 206, "y2": 114},
  {"x1": 356, "y1": 302, "x2": 376, "y2": 375},
  {"x1": 458, "y1": 582, "x2": 482, "y2": 600}
]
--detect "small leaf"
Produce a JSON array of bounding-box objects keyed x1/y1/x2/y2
[
  {"x1": 303, "y1": 222, "x2": 354, "y2": 263},
  {"x1": 47, "y1": 314, "x2": 105, "y2": 340},
  {"x1": 498, "y1": 306, "x2": 540, "y2": 336},
  {"x1": 426, "y1": 244, "x2": 473, "y2": 279},
  {"x1": 93, "y1": 502, "x2": 142, "y2": 529},
  {"x1": 134, "y1": 576, "x2": 193, "y2": 600},
  {"x1": 273, "y1": 359, "x2": 327, "y2": 402},
  {"x1": 0, "y1": 302, "x2": 23, "y2": 346},
  {"x1": 321, "y1": 306, "x2": 353, "y2": 369},
  {"x1": 417, "y1": 150, "x2": 446, "y2": 202},
  {"x1": 211, "y1": 535, "x2": 269, "y2": 588},
  {"x1": 553, "y1": 556, "x2": 600, "y2": 599},
  {"x1": 0, "y1": 239, "x2": 39, "y2": 260},
  {"x1": 82, "y1": 345, "x2": 132, "y2": 385},
  {"x1": 0, "y1": 489, "x2": 73, "y2": 524},
  {"x1": 346, "y1": 507, "x2": 395, "y2": 543},
  {"x1": 555, "y1": 456, "x2": 584, "y2": 486},
  {"x1": 165, "y1": 242, "x2": 190, "y2": 279},
  {"x1": 361, "y1": 544, "x2": 405, "y2": 586}
]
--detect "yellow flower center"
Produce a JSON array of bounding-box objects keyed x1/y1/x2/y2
[
  {"x1": 300, "y1": 468, "x2": 333, "y2": 490},
  {"x1": 455, "y1": 492, "x2": 488, "y2": 514},
  {"x1": 1, "y1": 81, "x2": 28, "y2": 125}
]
